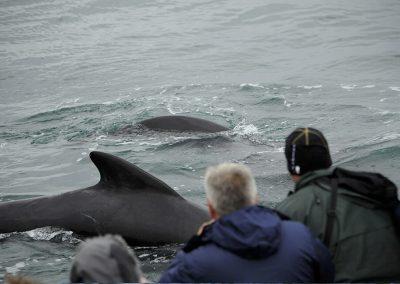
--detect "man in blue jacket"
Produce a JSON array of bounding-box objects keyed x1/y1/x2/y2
[{"x1": 159, "y1": 163, "x2": 334, "y2": 283}]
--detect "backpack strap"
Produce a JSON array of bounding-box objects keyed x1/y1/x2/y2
[
  {"x1": 323, "y1": 178, "x2": 338, "y2": 247},
  {"x1": 274, "y1": 209, "x2": 291, "y2": 221}
]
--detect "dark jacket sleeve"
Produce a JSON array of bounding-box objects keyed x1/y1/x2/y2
[
  {"x1": 312, "y1": 237, "x2": 335, "y2": 282},
  {"x1": 159, "y1": 251, "x2": 196, "y2": 283}
]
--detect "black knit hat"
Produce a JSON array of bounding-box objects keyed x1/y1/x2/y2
[{"x1": 285, "y1": 127, "x2": 332, "y2": 175}]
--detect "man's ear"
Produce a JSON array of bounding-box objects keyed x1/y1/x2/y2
[
  {"x1": 291, "y1": 174, "x2": 301, "y2": 183},
  {"x1": 207, "y1": 199, "x2": 219, "y2": 220}
]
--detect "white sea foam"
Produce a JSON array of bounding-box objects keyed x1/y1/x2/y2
[
  {"x1": 95, "y1": 135, "x2": 107, "y2": 140},
  {"x1": 389, "y1": 86, "x2": 400, "y2": 92},
  {"x1": 0, "y1": 233, "x2": 12, "y2": 240},
  {"x1": 341, "y1": 84, "x2": 357, "y2": 90},
  {"x1": 299, "y1": 85, "x2": 322, "y2": 89},
  {"x1": 166, "y1": 104, "x2": 183, "y2": 115},
  {"x1": 380, "y1": 133, "x2": 400, "y2": 141},
  {"x1": 137, "y1": 141, "x2": 163, "y2": 146},
  {"x1": 369, "y1": 133, "x2": 400, "y2": 144},
  {"x1": 362, "y1": 85, "x2": 375, "y2": 88},
  {"x1": 150, "y1": 256, "x2": 168, "y2": 264},
  {"x1": 55, "y1": 98, "x2": 81, "y2": 109},
  {"x1": 26, "y1": 228, "x2": 65, "y2": 241},
  {"x1": 182, "y1": 165, "x2": 195, "y2": 172},
  {"x1": 233, "y1": 124, "x2": 260, "y2": 136},
  {"x1": 88, "y1": 143, "x2": 98, "y2": 151},
  {"x1": 239, "y1": 83, "x2": 264, "y2": 89},
  {"x1": 32, "y1": 133, "x2": 44, "y2": 138},
  {"x1": 283, "y1": 98, "x2": 292, "y2": 107},
  {"x1": 215, "y1": 107, "x2": 235, "y2": 112},
  {"x1": 24, "y1": 228, "x2": 77, "y2": 243},
  {"x1": 256, "y1": 147, "x2": 284, "y2": 154},
  {"x1": 117, "y1": 141, "x2": 136, "y2": 145},
  {"x1": 6, "y1": 262, "x2": 26, "y2": 274}
]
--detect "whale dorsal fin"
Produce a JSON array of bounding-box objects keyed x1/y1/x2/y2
[{"x1": 89, "y1": 151, "x2": 182, "y2": 198}]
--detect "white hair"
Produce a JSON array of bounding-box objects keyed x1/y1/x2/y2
[{"x1": 205, "y1": 163, "x2": 257, "y2": 216}]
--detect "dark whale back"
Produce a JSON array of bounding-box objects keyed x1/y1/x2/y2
[
  {"x1": 0, "y1": 151, "x2": 209, "y2": 243},
  {"x1": 138, "y1": 115, "x2": 229, "y2": 133}
]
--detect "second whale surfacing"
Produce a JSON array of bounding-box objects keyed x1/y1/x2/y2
[
  {"x1": 0, "y1": 151, "x2": 209, "y2": 245},
  {"x1": 138, "y1": 115, "x2": 229, "y2": 133}
]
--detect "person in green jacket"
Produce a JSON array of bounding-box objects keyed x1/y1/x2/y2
[{"x1": 276, "y1": 127, "x2": 400, "y2": 282}]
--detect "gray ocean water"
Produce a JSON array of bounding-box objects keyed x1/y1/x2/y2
[{"x1": 1, "y1": 0, "x2": 400, "y2": 282}]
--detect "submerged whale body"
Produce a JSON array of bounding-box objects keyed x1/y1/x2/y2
[
  {"x1": 0, "y1": 151, "x2": 209, "y2": 245},
  {"x1": 138, "y1": 115, "x2": 229, "y2": 133}
]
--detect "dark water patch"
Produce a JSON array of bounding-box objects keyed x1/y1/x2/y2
[
  {"x1": 372, "y1": 110, "x2": 400, "y2": 121},
  {"x1": 0, "y1": 229, "x2": 181, "y2": 283},
  {"x1": 338, "y1": 134, "x2": 400, "y2": 156},
  {"x1": 136, "y1": 244, "x2": 181, "y2": 281},
  {"x1": 325, "y1": 103, "x2": 370, "y2": 112},
  {"x1": 255, "y1": 174, "x2": 293, "y2": 204},
  {"x1": 0, "y1": 238, "x2": 75, "y2": 283},
  {"x1": 30, "y1": 126, "x2": 94, "y2": 145},
  {"x1": 257, "y1": 96, "x2": 286, "y2": 106},
  {"x1": 0, "y1": 130, "x2": 31, "y2": 141},
  {"x1": 29, "y1": 127, "x2": 61, "y2": 144},
  {"x1": 153, "y1": 135, "x2": 232, "y2": 151},
  {"x1": 1, "y1": 125, "x2": 95, "y2": 144},
  {"x1": 0, "y1": 194, "x2": 41, "y2": 202},
  {"x1": 338, "y1": 145, "x2": 400, "y2": 186},
  {"x1": 102, "y1": 123, "x2": 140, "y2": 136},
  {"x1": 20, "y1": 103, "x2": 122, "y2": 123},
  {"x1": 239, "y1": 150, "x2": 284, "y2": 169}
]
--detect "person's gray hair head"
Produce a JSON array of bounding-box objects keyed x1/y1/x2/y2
[
  {"x1": 205, "y1": 163, "x2": 257, "y2": 216},
  {"x1": 70, "y1": 234, "x2": 142, "y2": 284}
]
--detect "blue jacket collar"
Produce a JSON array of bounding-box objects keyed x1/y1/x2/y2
[{"x1": 184, "y1": 206, "x2": 282, "y2": 259}]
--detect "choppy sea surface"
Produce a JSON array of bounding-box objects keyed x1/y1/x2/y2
[{"x1": 1, "y1": 0, "x2": 399, "y2": 282}]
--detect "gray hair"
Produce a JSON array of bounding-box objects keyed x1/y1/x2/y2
[
  {"x1": 205, "y1": 163, "x2": 257, "y2": 216},
  {"x1": 70, "y1": 234, "x2": 142, "y2": 284}
]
